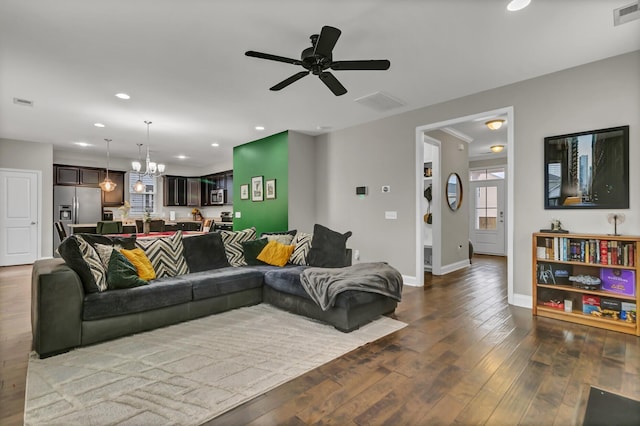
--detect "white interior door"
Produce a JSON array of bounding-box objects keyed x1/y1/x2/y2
[
  {"x1": 470, "y1": 179, "x2": 505, "y2": 255},
  {"x1": 0, "y1": 169, "x2": 39, "y2": 265}
]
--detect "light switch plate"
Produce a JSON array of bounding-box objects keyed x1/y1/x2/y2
[{"x1": 235, "y1": 211, "x2": 241, "y2": 218}]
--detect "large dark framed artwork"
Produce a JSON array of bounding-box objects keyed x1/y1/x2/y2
[{"x1": 544, "y1": 125, "x2": 629, "y2": 209}]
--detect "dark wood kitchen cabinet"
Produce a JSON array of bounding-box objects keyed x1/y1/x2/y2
[
  {"x1": 55, "y1": 165, "x2": 103, "y2": 186},
  {"x1": 163, "y1": 176, "x2": 187, "y2": 206},
  {"x1": 200, "y1": 170, "x2": 233, "y2": 206},
  {"x1": 101, "y1": 170, "x2": 125, "y2": 206}
]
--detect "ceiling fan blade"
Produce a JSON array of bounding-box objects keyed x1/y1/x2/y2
[
  {"x1": 319, "y1": 72, "x2": 347, "y2": 96},
  {"x1": 245, "y1": 50, "x2": 301, "y2": 65},
  {"x1": 270, "y1": 71, "x2": 310, "y2": 91},
  {"x1": 331, "y1": 59, "x2": 391, "y2": 71},
  {"x1": 313, "y1": 26, "x2": 341, "y2": 57}
]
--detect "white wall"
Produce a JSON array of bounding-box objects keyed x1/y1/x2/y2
[
  {"x1": 0, "y1": 138, "x2": 54, "y2": 257},
  {"x1": 316, "y1": 51, "x2": 640, "y2": 300}
]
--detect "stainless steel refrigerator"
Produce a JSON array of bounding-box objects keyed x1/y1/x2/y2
[{"x1": 53, "y1": 186, "x2": 102, "y2": 252}]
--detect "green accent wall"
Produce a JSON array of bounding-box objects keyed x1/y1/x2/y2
[{"x1": 233, "y1": 131, "x2": 289, "y2": 235}]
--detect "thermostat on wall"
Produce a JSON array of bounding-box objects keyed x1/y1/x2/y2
[{"x1": 356, "y1": 186, "x2": 368, "y2": 195}]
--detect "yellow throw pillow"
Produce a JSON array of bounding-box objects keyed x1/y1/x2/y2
[
  {"x1": 256, "y1": 240, "x2": 295, "y2": 267},
  {"x1": 120, "y1": 248, "x2": 156, "y2": 280}
]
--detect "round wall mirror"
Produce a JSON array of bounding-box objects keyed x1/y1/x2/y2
[{"x1": 446, "y1": 173, "x2": 463, "y2": 211}]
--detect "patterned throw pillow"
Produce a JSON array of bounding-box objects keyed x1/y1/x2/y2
[
  {"x1": 219, "y1": 227, "x2": 257, "y2": 267},
  {"x1": 135, "y1": 230, "x2": 189, "y2": 278},
  {"x1": 75, "y1": 235, "x2": 108, "y2": 292},
  {"x1": 289, "y1": 232, "x2": 313, "y2": 265}
]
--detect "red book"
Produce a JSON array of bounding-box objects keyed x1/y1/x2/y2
[{"x1": 600, "y1": 240, "x2": 608, "y2": 265}]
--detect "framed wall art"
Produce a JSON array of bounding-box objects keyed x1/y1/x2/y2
[
  {"x1": 251, "y1": 176, "x2": 263, "y2": 201},
  {"x1": 240, "y1": 184, "x2": 249, "y2": 200},
  {"x1": 265, "y1": 179, "x2": 276, "y2": 199}
]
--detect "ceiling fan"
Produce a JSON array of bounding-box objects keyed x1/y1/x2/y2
[{"x1": 245, "y1": 25, "x2": 390, "y2": 96}]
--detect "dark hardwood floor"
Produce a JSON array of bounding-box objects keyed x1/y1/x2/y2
[{"x1": 2, "y1": 255, "x2": 639, "y2": 425}]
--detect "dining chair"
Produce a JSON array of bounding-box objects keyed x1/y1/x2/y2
[
  {"x1": 96, "y1": 221, "x2": 124, "y2": 235},
  {"x1": 201, "y1": 219, "x2": 213, "y2": 232},
  {"x1": 149, "y1": 219, "x2": 165, "y2": 232},
  {"x1": 54, "y1": 221, "x2": 67, "y2": 241}
]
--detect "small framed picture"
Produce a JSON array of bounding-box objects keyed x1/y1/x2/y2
[
  {"x1": 251, "y1": 176, "x2": 263, "y2": 202},
  {"x1": 266, "y1": 179, "x2": 276, "y2": 199},
  {"x1": 240, "y1": 184, "x2": 249, "y2": 200}
]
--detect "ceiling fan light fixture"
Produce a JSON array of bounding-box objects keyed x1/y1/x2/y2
[
  {"x1": 490, "y1": 144, "x2": 505, "y2": 153},
  {"x1": 507, "y1": 0, "x2": 531, "y2": 12},
  {"x1": 486, "y1": 119, "x2": 505, "y2": 130}
]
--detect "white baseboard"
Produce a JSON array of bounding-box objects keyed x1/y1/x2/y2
[
  {"x1": 511, "y1": 293, "x2": 532, "y2": 309},
  {"x1": 439, "y1": 259, "x2": 470, "y2": 275},
  {"x1": 402, "y1": 275, "x2": 421, "y2": 287}
]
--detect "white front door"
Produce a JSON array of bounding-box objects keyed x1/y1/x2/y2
[
  {"x1": 470, "y1": 179, "x2": 505, "y2": 255},
  {"x1": 0, "y1": 169, "x2": 39, "y2": 265}
]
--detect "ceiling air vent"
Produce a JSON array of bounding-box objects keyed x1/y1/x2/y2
[
  {"x1": 354, "y1": 92, "x2": 405, "y2": 112},
  {"x1": 614, "y1": 1, "x2": 639, "y2": 26},
  {"x1": 13, "y1": 97, "x2": 34, "y2": 107}
]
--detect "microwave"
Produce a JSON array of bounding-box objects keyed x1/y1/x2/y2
[{"x1": 210, "y1": 189, "x2": 226, "y2": 205}]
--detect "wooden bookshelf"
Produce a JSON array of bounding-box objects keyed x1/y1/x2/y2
[{"x1": 532, "y1": 232, "x2": 639, "y2": 336}]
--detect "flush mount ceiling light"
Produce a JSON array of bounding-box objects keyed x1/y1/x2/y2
[
  {"x1": 94, "y1": 123, "x2": 105, "y2": 128},
  {"x1": 99, "y1": 138, "x2": 117, "y2": 192},
  {"x1": 74, "y1": 142, "x2": 91, "y2": 147},
  {"x1": 211, "y1": 143, "x2": 219, "y2": 147},
  {"x1": 507, "y1": 0, "x2": 531, "y2": 11},
  {"x1": 115, "y1": 93, "x2": 130, "y2": 99},
  {"x1": 486, "y1": 119, "x2": 505, "y2": 130},
  {"x1": 255, "y1": 126, "x2": 265, "y2": 131},
  {"x1": 131, "y1": 121, "x2": 165, "y2": 183},
  {"x1": 490, "y1": 145, "x2": 505, "y2": 153}
]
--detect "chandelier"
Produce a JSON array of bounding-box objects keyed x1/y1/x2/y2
[
  {"x1": 132, "y1": 120, "x2": 165, "y2": 190},
  {"x1": 99, "y1": 138, "x2": 117, "y2": 192}
]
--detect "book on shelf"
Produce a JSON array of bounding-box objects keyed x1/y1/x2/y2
[{"x1": 536, "y1": 235, "x2": 635, "y2": 267}]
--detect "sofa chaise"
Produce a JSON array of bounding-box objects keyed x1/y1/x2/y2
[{"x1": 32, "y1": 226, "x2": 402, "y2": 358}]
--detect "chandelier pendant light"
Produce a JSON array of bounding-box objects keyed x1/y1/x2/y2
[
  {"x1": 131, "y1": 120, "x2": 165, "y2": 185},
  {"x1": 132, "y1": 143, "x2": 146, "y2": 193},
  {"x1": 99, "y1": 138, "x2": 117, "y2": 192}
]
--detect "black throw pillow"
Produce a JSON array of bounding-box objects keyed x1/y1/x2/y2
[
  {"x1": 77, "y1": 233, "x2": 137, "y2": 250},
  {"x1": 181, "y1": 232, "x2": 230, "y2": 272},
  {"x1": 241, "y1": 238, "x2": 269, "y2": 265},
  {"x1": 307, "y1": 224, "x2": 352, "y2": 268}
]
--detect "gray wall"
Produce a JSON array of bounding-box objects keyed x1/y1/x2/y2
[
  {"x1": 426, "y1": 130, "x2": 469, "y2": 268},
  {"x1": 0, "y1": 138, "x2": 54, "y2": 257},
  {"x1": 316, "y1": 50, "x2": 639, "y2": 300},
  {"x1": 288, "y1": 131, "x2": 316, "y2": 233}
]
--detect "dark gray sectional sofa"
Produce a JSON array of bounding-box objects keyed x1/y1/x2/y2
[{"x1": 32, "y1": 231, "x2": 401, "y2": 358}]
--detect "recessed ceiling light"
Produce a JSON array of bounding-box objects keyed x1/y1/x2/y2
[
  {"x1": 177, "y1": 155, "x2": 187, "y2": 160},
  {"x1": 115, "y1": 93, "x2": 130, "y2": 100},
  {"x1": 74, "y1": 142, "x2": 91, "y2": 147},
  {"x1": 211, "y1": 143, "x2": 219, "y2": 147},
  {"x1": 94, "y1": 123, "x2": 105, "y2": 128},
  {"x1": 507, "y1": 0, "x2": 531, "y2": 12},
  {"x1": 255, "y1": 126, "x2": 265, "y2": 131}
]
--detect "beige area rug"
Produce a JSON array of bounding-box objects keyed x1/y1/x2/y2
[{"x1": 25, "y1": 304, "x2": 406, "y2": 425}]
